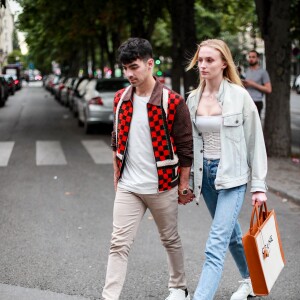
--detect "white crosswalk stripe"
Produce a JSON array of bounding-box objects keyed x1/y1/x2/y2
[
  {"x1": 0, "y1": 140, "x2": 112, "y2": 167},
  {"x1": 0, "y1": 141, "x2": 15, "y2": 167},
  {"x1": 81, "y1": 140, "x2": 112, "y2": 164},
  {"x1": 36, "y1": 141, "x2": 67, "y2": 166}
]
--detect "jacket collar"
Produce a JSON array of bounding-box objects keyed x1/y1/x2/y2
[{"x1": 121, "y1": 76, "x2": 164, "y2": 106}]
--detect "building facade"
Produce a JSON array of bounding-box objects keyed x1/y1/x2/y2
[{"x1": 0, "y1": 1, "x2": 14, "y2": 72}]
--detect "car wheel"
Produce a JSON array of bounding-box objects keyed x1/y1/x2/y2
[{"x1": 296, "y1": 85, "x2": 300, "y2": 94}]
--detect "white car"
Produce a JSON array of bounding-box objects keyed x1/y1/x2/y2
[
  {"x1": 77, "y1": 78, "x2": 129, "y2": 133},
  {"x1": 295, "y1": 75, "x2": 300, "y2": 94}
]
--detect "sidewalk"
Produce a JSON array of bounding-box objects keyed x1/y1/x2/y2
[{"x1": 267, "y1": 156, "x2": 300, "y2": 203}]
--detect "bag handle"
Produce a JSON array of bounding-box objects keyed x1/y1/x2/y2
[{"x1": 249, "y1": 202, "x2": 268, "y2": 233}]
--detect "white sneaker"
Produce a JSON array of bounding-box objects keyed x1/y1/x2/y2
[
  {"x1": 230, "y1": 278, "x2": 256, "y2": 300},
  {"x1": 165, "y1": 288, "x2": 190, "y2": 300}
]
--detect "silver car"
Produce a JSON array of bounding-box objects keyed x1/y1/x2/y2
[{"x1": 77, "y1": 78, "x2": 129, "y2": 133}]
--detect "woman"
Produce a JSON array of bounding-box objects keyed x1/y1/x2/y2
[{"x1": 186, "y1": 39, "x2": 268, "y2": 300}]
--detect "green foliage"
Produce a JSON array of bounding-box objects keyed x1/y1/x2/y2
[
  {"x1": 7, "y1": 49, "x2": 27, "y2": 68},
  {"x1": 12, "y1": 29, "x2": 20, "y2": 51},
  {"x1": 291, "y1": 0, "x2": 300, "y2": 40},
  {"x1": 14, "y1": 0, "x2": 297, "y2": 77}
]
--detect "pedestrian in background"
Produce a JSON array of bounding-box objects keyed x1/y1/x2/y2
[
  {"x1": 186, "y1": 39, "x2": 268, "y2": 300},
  {"x1": 102, "y1": 37, "x2": 194, "y2": 300},
  {"x1": 243, "y1": 50, "x2": 272, "y2": 118}
]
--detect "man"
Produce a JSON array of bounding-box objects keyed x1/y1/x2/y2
[
  {"x1": 243, "y1": 50, "x2": 272, "y2": 118},
  {"x1": 102, "y1": 38, "x2": 194, "y2": 300}
]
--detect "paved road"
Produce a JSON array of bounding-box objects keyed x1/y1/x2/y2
[{"x1": 0, "y1": 83, "x2": 299, "y2": 300}]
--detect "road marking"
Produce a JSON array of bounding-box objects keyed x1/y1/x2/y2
[
  {"x1": 81, "y1": 140, "x2": 112, "y2": 164},
  {"x1": 36, "y1": 141, "x2": 67, "y2": 165},
  {"x1": 0, "y1": 141, "x2": 15, "y2": 167}
]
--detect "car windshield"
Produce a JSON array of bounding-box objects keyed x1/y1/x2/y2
[{"x1": 96, "y1": 79, "x2": 129, "y2": 92}]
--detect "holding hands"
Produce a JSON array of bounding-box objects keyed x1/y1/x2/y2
[{"x1": 178, "y1": 188, "x2": 195, "y2": 205}]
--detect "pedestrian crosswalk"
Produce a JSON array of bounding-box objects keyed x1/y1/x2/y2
[
  {"x1": 36, "y1": 141, "x2": 67, "y2": 166},
  {"x1": 81, "y1": 140, "x2": 112, "y2": 164},
  {"x1": 0, "y1": 142, "x2": 15, "y2": 167},
  {"x1": 0, "y1": 140, "x2": 112, "y2": 167}
]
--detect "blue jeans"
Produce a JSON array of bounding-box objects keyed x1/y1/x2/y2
[{"x1": 193, "y1": 159, "x2": 250, "y2": 300}]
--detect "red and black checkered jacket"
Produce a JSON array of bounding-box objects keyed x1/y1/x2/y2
[{"x1": 111, "y1": 78, "x2": 193, "y2": 192}]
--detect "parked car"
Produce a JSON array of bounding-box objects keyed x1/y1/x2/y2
[
  {"x1": 60, "y1": 77, "x2": 76, "y2": 106},
  {"x1": 295, "y1": 74, "x2": 300, "y2": 94},
  {"x1": 0, "y1": 76, "x2": 10, "y2": 107},
  {"x1": 46, "y1": 75, "x2": 60, "y2": 94},
  {"x1": 3, "y1": 74, "x2": 16, "y2": 95},
  {"x1": 68, "y1": 77, "x2": 84, "y2": 114},
  {"x1": 2, "y1": 64, "x2": 22, "y2": 90},
  {"x1": 0, "y1": 75, "x2": 10, "y2": 102},
  {"x1": 77, "y1": 77, "x2": 130, "y2": 133},
  {"x1": 53, "y1": 77, "x2": 67, "y2": 101},
  {"x1": 11, "y1": 75, "x2": 22, "y2": 90},
  {"x1": 72, "y1": 78, "x2": 91, "y2": 117}
]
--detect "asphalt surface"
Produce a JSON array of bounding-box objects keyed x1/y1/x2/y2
[{"x1": 0, "y1": 82, "x2": 299, "y2": 300}]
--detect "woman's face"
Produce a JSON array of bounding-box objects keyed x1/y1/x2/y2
[{"x1": 198, "y1": 46, "x2": 226, "y2": 81}]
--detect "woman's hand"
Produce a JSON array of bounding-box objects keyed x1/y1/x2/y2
[{"x1": 252, "y1": 192, "x2": 267, "y2": 206}]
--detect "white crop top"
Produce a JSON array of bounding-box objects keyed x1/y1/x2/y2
[{"x1": 195, "y1": 115, "x2": 222, "y2": 159}]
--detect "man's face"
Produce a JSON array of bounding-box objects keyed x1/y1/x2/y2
[
  {"x1": 248, "y1": 52, "x2": 259, "y2": 66},
  {"x1": 122, "y1": 58, "x2": 154, "y2": 87}
]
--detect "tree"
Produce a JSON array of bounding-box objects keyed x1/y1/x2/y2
[
  {"x1": 167, "y1": 0, "x2": 198, "y2": 95},
  {"x1": 255, "y1": 0, "x2": 292, "y2": 157}
]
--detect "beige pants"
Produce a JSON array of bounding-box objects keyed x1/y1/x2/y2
[{"x1": 102, "y1": 187, "x2": 187, "y2": 300}]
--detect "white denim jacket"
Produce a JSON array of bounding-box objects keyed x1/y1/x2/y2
[{"x1": 186, "y1": 79, "x2": 268, "y2": 202}]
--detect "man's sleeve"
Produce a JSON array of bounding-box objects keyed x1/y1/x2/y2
[
  {"x1": 111, "y1": 92, "x2": 120, "y2": 151},
  {"x1": 262, "y1": 70, "x2": 271, "y2": 84},
  {"x1": 172, "y1": 98, "x2": 193, "y2": 167}
]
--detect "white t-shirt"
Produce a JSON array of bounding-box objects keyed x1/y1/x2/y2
[{"x1": 118, "y1": 94, "x2": 158, "y2": 194}]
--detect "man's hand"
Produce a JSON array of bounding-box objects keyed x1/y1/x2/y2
[
  {"x1": 178, "y1": 189, "x2": 195, "y2": 205},
  {"x1": 114, "y1": 168, "x2": 120, "y2": 191},
  {"x1": 252, "y1": 192, "x2": 267, "y2": 206},
  {"x1": 243, "y1": 79, "x2": 255, "y2": 88},
  {"x1": 112, "y1": 151, "x2": 120, "y2": 191}
]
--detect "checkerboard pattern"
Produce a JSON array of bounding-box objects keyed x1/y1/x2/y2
[
  {"x1": 148, "y1": 104, "x2": 171, "y2": 162},
  {"x1": 117, "y1": 101, "x2": 133, "y2": 156},
  {"x1": 114, "y1": 88, "x2": 183, "y2": 191},
  {"x1": 158, "y1": 166, "x2": 179, "y2": 190}
]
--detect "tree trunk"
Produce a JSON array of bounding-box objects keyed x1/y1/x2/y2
[
  {"x1": 90, "y1": 37, "x2": 96, "y2": 76},
  {"x1": 68, "y1": 48, "x2": 80, "y2": 77},
  {"x1": 255, "y1": 0, "x2": 291, "y2": 157},
  {"x1": 83, "y1": 39, "x2": 89, "y2": 76},
  {"x1": 169, "y1": 0, "x2": 197, "y2": 97},
  {"x1": 181, "y1": 0, "x2": 198, "y2": 97},
  {"x1": 169, "y1": 0, "x2": 184, "y2": 94}
]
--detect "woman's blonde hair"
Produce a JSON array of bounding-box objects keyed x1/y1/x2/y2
[{"x1": 186, "y1": 39, "x2": 243, "y2": 89}]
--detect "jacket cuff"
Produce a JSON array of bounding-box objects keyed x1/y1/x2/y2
[{"x1": 250, "y1": 179, "x2": 268, "y2": 193}]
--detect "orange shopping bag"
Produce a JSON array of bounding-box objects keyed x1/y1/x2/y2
[{"x1": 242, "y1": 203, "x2": 285, "y2": 296}]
